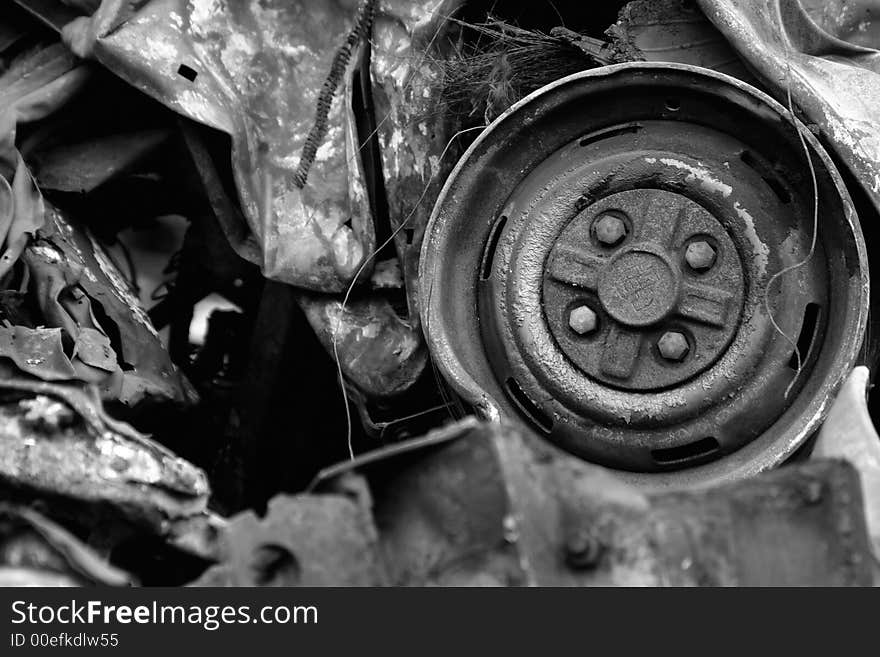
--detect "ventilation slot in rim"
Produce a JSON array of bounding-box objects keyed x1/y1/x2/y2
[
  {"x1": 788, "y1": 302, "x2": 822, "y2": 370},
  {"x1": 505, "y1": 377, "x2": 553, "y2": 434},
  {"x1": 480, "y1": 214, "x2": 508, "y2": 280},
  {"x1": 579, "y1": 123, "x2": 642, "y2": 148},
  {"x1": 740, "y1": 150, "x2": 792, "y2": 203},
  {"x1": 652, "y1": 437, "x2": 720, "y2": 466}
]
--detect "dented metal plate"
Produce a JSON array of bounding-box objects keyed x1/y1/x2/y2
[
  {"x1": 698, "y1": 0, "x2": 880, "y2": 219},
  {"x1": 58, "y1": 0, "x2": 463, "y2": 297}
]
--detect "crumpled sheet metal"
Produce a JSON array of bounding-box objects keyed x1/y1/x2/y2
[
  {"x1": 64, "y1": 0, "x2": 372, "y2": 290},
  {"x1": 192, "y1": 492, "x2": 387, "y2": 586},
  {"x1": 310, "y1": 419, "x2": 876, "y2": 586},
  {"x1": 0, "y1": 388, "x2": 210, "y2": 538},
  {"x1": 698, "y1": 0, "x2": 880, "y2": 212},
  {"x1": 20, "y1": 204, "x2": 194, "y2": 406},
  {"x1": 188, "y1": 419, "x2": 876, "y2": 585},
  {"x1": 62, "y1": 0, "x2": 461, "y2": 295},
  {"x1": 0, "y1": 42, "x2": 188, "y2": 407}
]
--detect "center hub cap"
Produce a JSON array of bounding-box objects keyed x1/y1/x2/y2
[
  {"x1": 542, "y1": 188, "x2": 745, "y2": 391},
  {"x1": 598, "y1": 249, "x2": 678, "y2": 327}
]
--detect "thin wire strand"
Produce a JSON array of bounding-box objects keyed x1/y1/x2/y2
[
  {"x1": 546, "y1": 0, "x2": 566, "y2": 27},
  {"x1": 764, "y1": 58, "x2": 819, "y2": 399},
  {"x1": 334, "y1": 124, "x2": 487, "y2": 460}
]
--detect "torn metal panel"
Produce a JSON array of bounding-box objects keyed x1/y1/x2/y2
[
  {"x1": 13, "y1": 0, "x2": 456, "y2": 404},
  {"x1": 649, "y1": 461, "x2": 874, "y2": 585},
  {"x1": 51, "y1": 0, "x2": 465, "y2": 297},
  {"x1": 0, "y1": 40, "x2": 188, "y2": 408},
  {"x1": 0, "y1": 326, "x2": 78, "y2": 380},
  {"x1": 21, "y1": 203, "x2": 194, "y2": 406},
  {"x1": 697, "y1": 0, "x2": 880, "y2": 217},
  {"x1": 0, "y1": 386, "x2": 210, "y2": 538},
  {"x1": 51, "y1": 1, "x2": 407, "y2": 292},
  {"x1": 59, "y1": 0, "x2": 377, "y2": 291},
  {"x1": 312, "y1": 420, "x2": 876, "y2": 586},
  {"x1": 192, "y1": 492, "x2": 387, "y2": 586}
]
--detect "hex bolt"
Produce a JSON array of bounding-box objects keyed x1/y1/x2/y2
[
  {"x1": 685, "y1": 240, "x2": 716, "y2": 271},
  {"x1": 594, "y1": 213, "x2": 627, "y2": 245},
  {"x1": 568, "y1": 305, "x2": 598, "y2": 335},
  {"x1": 658, "y1": 331, "x2": 689, "y2": 361},
  {"x1": 564, "y1": 529, "x2": 605, "y2": 571}
]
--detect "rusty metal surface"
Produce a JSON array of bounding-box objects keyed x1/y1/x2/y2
[
  {"x1": 0, "y1": 37, "x2": 190, "y2": 409},
  {"x1": 420, "y1": 63, "x2": 868, "y2": 488},
  {"x1": 0, "y1": 387, "x2": 210, "y2": 538},
  {"x1": 55, "y1": 0, "x2": 463, "y2": 298},
  {"x1": 52, "y1": 0, "x2": 464, "y2": 401},
  {"x1": 297, "y1": 293, "x2": 427, "y2": 400},
  {"x1": 59, "y1": 0, "x2": 373, "y2": 290},
  {"x1": 608, "y1": 0, "x2": 757, "y2": 84},
  {"x1": 192, "y1": 490, "x2": 387, "y2": 586},
  {"x1": 1, "y1": 0, "x2": 877, "y2": 587},
  {"x1": 371, "y1": 0, "x2": 465, "y2": 320},
  {"x1": 20, "y1": 204, "x2": 194, "y2": 406},
  {"x1": 649, "y1": 459, "x2": 875, "y2": 585},
  {"x1": 541, "y1": 188, "x2": 745, "y2": 391},
  {"x1": 697, "y1": 0, "x2": 880, "y2": 221},
  {"x1": 304, "y1": 420, "x2": 877, "y2": 586}
]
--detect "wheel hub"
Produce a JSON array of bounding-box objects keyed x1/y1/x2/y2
[
  {"x1": 542, "y1": 188, "x2": 743, "y2": 390},
  {"x1": 420, "y1": 64, "x2": 868, "y2": 489}
]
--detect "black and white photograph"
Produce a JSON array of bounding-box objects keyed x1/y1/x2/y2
[{"x1": 0, "y1": 0, "x2": 879, "y2": 611}]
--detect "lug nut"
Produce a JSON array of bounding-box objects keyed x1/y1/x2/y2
[
  {"x1": 685, "y1": 240, "x2": 716, "y2": 271},
  {"x1": 594, "y1": 214, "x2": 626, "y2": 245},
  {"x1": 658, "y1": 331, "x2": 689, "y2": 361},
  {"x1": 569, "y1": 305, "x2": 598, "y2": 335}
]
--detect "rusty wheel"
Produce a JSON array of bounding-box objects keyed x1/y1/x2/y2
[{"x1": 420, "y1": 64, "x2": 868, "y2": 489}]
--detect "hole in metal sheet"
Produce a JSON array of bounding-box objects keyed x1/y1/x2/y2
[
  {"x1": 505, "y1": 377, "x2": 553, "y2": 434},
  {"x1": 789, "y1": 302, "x2": 821, "y2": 370},
  {"x1": 652, "y1": 436, "x2": 719, "y2": 465},
  {"x1": 480, "y1": 215, "x2": 508, "y2": 280},
  {"x1": 579, "y1": 123, "x2": 642, "y2": 148}
]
